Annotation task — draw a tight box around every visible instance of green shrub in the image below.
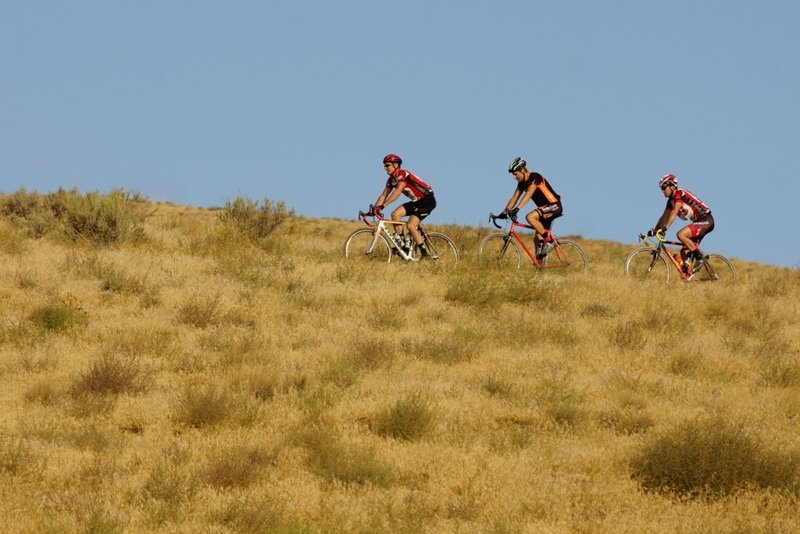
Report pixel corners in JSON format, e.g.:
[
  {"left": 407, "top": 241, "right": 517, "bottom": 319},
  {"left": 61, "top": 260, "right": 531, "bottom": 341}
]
[
  {"left": 374, "top": 396, "right": 434, "bottom": 441},
  {"left": 202, "top": 444, "right": 276, "bottom": 489},
  {"left": 2, "top": 187, "right": 146, "bottom": 245},
  {"left": 0, "top": 188, "right": 56, "bottom": 238},
  {"left": 630, "top": 417, "right": 800, "bottom": 498},
  {"left": 219, "top": 196, "right": 294, "bottom": 242},
  {"left": 177, "top": 294, "right": 222, "bottom": 328},
  {"left": 295, "top": 425, "right": 395, "bottom": 487},
  {"left": 172, "top": 383, "right": 232, "bottom": 428},
  {"left": 49, "top": 187, "right": 146, "bottom": 245},
  {"left": 29, "top": 301, "right": 87, "bottom": 333},
  {"left": 72, "top": 354, "right": 148, "bottom": 396},
  {"left": 143, "top": 442, "right": 196, "bottom": 504}
]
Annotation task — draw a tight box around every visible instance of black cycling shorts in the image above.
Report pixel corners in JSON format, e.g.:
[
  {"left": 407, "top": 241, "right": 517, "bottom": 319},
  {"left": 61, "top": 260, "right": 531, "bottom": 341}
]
[
  {"left": 533, "top": 203, "right": 563, "bottom": 230},
  {"left": 402, "top": 194, "right": 436, "bottom": 221}
]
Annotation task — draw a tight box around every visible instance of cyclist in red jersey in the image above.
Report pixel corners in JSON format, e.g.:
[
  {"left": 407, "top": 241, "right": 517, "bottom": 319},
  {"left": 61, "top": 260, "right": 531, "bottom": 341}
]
[
  {"left": 372, "top": 154, "right": 437, "bottom": 258},
  {"left": 497, "top": 157, "right": 563, "bottom": 259},
  {"left": 648, "top": 174, "right": 715, "bottom": 273}
]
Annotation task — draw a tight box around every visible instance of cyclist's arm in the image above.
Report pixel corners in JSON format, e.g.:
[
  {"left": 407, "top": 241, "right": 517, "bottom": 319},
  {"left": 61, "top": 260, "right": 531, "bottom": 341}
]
[
  {"left": 374, "top": 185, "right": 393, "bottom": 210},
  {"left": 659, "top": 201, "right": 682, "bottom": 232},
  {"left": 513, "top": 183, "right": 537, "bottom": 212},
  {"left": 504, "top": 188, "right": 523, "bottom": 211},
  {"left": 381, "top": 182, "right": 407, "bottom": 208}
]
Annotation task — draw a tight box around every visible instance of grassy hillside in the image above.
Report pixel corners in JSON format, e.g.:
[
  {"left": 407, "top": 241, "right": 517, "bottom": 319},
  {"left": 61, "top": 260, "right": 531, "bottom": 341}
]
[{"left": 0, "top": 191, "right": 798, "bottom": 532}]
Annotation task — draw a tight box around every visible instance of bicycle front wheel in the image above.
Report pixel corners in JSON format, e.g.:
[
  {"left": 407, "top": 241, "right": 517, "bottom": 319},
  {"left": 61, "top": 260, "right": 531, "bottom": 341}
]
[
  {"left": 343, "top": 228, "right": 392, "bottom": 263},
  {"left": 625, "top": 248, "right": 669, "bottom": 281},
  {"left": 694, "top": 254, "right": 736, "bottom": 282},
  {"left": 479, "top": 233, "right": 522, "bottom": 269},
  {"left": 424, "top": 232, "right": 459, "bottom": 266},
  {"left": 542, "top": 240, "right": 589, "bottom": 272}
]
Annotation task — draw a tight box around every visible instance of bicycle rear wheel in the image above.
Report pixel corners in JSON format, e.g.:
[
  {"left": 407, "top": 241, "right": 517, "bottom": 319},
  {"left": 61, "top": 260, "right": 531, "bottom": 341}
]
[
  {"left": 343, "top": 228, "right": 392, "bottom": 263},
  {"left": 541, "top": 240, "right": 589, "bottom": 272},
  {"left": 478, "top": 232, "right": 522, "bottom": 269},
  {"left": 694, "top": 254, "right": 736, "bottom": 282},
  {"left": 423, "top": 232, "right": 459, "bottom": 265},
  {"left": 625, "top": 248, "right": 669, "bottom": 281}
]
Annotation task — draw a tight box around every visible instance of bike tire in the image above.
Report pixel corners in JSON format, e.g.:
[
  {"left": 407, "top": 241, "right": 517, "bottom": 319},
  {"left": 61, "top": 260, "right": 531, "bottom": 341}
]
[
  {"left": 343, "top": 228, "right": 392, "bottom": 263},
  {"left": 478, "top": 232, "right": 522, "bottom": 269},
  {"left": 542, "top": 240, "right": 589, "bottom": 272},
  {"left": 625, "top": 248, "right": 669, "bottom": 281},
  {"left": 694, "top": 254, "right": 736, "bottom": 282},
  {"left": 424, "top": 232, "right": 459, "bottom": 265}
]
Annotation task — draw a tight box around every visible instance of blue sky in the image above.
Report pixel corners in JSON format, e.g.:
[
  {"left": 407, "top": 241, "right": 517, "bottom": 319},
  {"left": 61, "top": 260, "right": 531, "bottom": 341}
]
[{"left": 1, "top": 1, "right": 797, "bottom": 267}]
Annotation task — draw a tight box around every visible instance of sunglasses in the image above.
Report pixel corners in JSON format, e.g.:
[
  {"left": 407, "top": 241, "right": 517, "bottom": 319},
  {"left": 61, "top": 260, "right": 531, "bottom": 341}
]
[{"left": 384, "top": 163, "right": 394, "bottom": 168}]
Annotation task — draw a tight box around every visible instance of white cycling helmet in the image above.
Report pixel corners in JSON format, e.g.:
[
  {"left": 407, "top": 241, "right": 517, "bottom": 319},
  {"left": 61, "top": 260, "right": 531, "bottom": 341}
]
[{"left": 508, "top": 157, "right": 526, "bottom": 173}]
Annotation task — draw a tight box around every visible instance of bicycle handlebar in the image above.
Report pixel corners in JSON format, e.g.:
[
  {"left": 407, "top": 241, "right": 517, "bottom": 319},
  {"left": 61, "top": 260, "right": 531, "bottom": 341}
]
[
  {"left": 488, "top": 211, "right": 517, "bottom": 229},
  {"left": 638, "top": 230, "right": 667, "bottom": 248}
]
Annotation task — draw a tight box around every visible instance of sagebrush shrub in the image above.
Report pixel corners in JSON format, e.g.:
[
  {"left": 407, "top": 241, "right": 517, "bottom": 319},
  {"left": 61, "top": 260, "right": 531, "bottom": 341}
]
[
  {"left": 172, "top": 383, "right": 231, "bottom": 428},
  {"left": 630, "top": 417, "right": 800, "bottom": 498},
  {"left": 2, "top": 187, "right": 145, "bottom": 244},
  {"left": 202, "top": 444, "right": 275, "bottom": 489},
  {"left": 50, "top": 187, "right": 146, "bottom": 245},
  {"left": 29, "top": 301, "right": 87, "bottom": 333},
  {"left": 374, "top": 396, "right": 434, "bottom": 441},
  {"left": 177, "top": 294, "right": 222, "bottom": 328},
  {"left": 295, "top": 425, "right": 395, "bottom": 487},
  {"left": 72, "top": 354, "right": 148, "bottom": 395},
  {"left": 219, "top": 196, "right": 294, "bottom": 242}
]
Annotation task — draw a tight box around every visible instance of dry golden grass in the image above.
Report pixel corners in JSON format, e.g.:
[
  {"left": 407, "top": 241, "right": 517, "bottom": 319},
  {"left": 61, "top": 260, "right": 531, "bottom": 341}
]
[{"left": 0, "top": 196, "right": 798, "bottom": 532}]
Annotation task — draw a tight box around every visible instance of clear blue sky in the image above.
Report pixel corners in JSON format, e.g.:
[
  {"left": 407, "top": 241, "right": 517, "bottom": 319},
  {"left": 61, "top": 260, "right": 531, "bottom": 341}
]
[{"left": 2, "top": 1, "right": 797, "bottom": 267}]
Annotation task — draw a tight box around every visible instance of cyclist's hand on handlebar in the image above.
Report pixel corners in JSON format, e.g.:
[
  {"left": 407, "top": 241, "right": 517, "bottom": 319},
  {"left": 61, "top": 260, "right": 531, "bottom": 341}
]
[
  {"left": 496, "top": 209, "right": 508, "bottom": 220},
  {"left": 646, "top": 228, "right": 657, "bottom": 237},
  {"left": 509, "top": 207, "right": 519, "bottom": 221}
]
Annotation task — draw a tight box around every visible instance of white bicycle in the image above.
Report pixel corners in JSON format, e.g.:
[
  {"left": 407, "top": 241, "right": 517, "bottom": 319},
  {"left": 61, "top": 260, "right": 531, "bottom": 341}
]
[{"left": 343, "top": 206, "right": 459, "bottom": 265}]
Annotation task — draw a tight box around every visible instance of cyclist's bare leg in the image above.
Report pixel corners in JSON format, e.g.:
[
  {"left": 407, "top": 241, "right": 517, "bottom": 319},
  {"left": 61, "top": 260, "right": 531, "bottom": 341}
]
[
  {"left": 406, "top": 214, "right": 423, "bottom": 245},
  {"left": 676, "top": 226, "right": 698, "bottom": 261},
  {"left": 391, "top": 205, "right": 407, "bottom": 239},
  {"left": 526, "top": 210, "right": 547, "bottom": 250}
]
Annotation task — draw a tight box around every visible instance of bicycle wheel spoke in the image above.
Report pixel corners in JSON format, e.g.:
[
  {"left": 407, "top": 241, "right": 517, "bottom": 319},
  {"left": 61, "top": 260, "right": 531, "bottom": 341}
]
[
  {"left": 479, "top": 233, "right": 522, "bottom": 269},
  {"left": 343, "top": 228, "right": 392, "bottom": 263},
  {"left": 694, "top": 254, "right": 736, "bottom": 282},
  {"left": 542, "top": 240, "right": 589, "bottom": 272},
  {"left": 424, "top": 232, "right": 459, "bottom": 265},
  {"left": 625, "top": 248, "right": 669, "bottom": 281}
]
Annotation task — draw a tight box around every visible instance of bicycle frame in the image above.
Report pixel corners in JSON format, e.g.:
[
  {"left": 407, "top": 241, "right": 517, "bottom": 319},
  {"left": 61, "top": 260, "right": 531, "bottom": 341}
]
[
  {"left": 490, "top": 215, "right": 569, "bottom": 269},
  {"left": 357, "top": 211, "right": 426, "bottom": 261},
  {"left": 638, "top": 233, "right": 699, "bottom": 281}
]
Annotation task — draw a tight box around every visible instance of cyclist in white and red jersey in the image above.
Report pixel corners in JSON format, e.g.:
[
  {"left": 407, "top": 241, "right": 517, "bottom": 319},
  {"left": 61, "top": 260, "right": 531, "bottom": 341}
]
[
  {"left": 648, "top": 173, "right": 714, "bottom": 273},
  {"left": 498, "top": 157, "right": 563, "bottom": 259},
  {"left": 372, "top": 154, "right": 437, "bottom": 258}
]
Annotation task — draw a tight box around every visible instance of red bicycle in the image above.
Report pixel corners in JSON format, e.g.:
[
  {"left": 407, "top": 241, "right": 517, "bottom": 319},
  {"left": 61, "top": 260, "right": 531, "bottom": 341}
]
[
  {"left": 624, "top": 230, "right": 736, "bottom": 282},
  {"left": 478, "top": 212, "right": 588, "bottom": 272}
]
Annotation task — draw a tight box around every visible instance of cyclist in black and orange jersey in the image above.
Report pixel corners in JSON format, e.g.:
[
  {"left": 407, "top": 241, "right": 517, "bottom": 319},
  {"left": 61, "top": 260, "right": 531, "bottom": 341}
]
[
  {"left": 497, "top": 157, "right": 563, "bottom": 259},
  {"left": 648, "top": 173, "right": 714, "bottom": 274},
  {"left": 372, "top": 154, "right": 437, "bottom": 258}
]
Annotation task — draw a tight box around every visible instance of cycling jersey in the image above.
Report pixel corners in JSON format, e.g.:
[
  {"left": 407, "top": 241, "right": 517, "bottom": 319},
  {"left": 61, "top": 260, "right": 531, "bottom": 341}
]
[
  {"left": 668, "top": 189, "right": 711, "bottom": 221},
  {"left": 516, "top": 172, "right": 561, "bottom": 207},
  {"left": 386, "top": 169, "right": 434, "bottom": 201}
]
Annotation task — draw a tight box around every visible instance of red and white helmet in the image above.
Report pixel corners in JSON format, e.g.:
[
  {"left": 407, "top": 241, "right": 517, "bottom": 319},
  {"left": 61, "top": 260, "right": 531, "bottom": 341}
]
[
  {"left": 659, "top": 174, "right": 677, "bottom": 189},
  {"left": 382, "top": 154, "right": 402, "bottom": 165}
]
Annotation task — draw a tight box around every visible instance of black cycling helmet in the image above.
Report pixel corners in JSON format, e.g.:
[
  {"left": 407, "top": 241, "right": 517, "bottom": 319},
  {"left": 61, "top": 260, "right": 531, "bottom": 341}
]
[{"left": 508, "top": 157, "right": 526, "bottom": 173}]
